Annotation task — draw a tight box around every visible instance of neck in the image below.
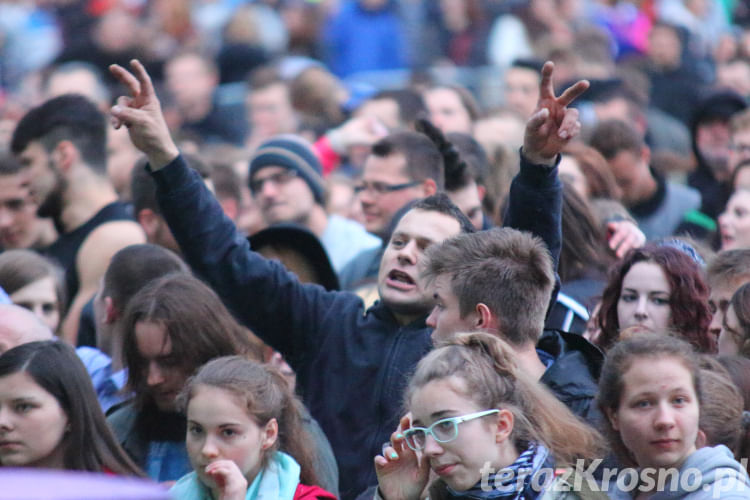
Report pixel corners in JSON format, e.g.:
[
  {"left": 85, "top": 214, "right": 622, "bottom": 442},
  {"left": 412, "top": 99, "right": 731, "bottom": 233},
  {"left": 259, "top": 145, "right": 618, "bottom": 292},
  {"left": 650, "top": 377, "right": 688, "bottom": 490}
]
[
  {"left": 305, "top": 205, "right": 329, "bottom": 237},
  {"left": 633, "top": 174, "right": 658, "bottom": 206},
  {"left": 514, "top": 342, "right": 547, "bottom": 381},
  {"left": 61, "top": 170, "right": 117, "bottom": 233}
]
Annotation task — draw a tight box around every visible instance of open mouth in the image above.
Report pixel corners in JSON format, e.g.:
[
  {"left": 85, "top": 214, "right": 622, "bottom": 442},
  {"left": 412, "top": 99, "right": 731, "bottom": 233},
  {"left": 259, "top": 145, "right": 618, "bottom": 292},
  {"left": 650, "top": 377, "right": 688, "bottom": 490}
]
[{"left": 386, "top": 269, "right": 416, "bottom": 290}]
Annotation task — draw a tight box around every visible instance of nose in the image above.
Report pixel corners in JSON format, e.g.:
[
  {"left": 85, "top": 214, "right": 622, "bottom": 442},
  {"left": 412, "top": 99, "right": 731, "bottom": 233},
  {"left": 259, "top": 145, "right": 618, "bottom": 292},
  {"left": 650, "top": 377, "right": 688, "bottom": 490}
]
[
  {"left": 709, "top": 309, "right": 723, "bottom": 339},
  {"left": 634, "top": 297, "right": 648, "bottom": 321},
  {"left": 146, "top": 362, "right": 165, "bottom": 387},
  {"left": 0, "top": 407, "right": 12, "bottom": 431},
  {"left": 426, "top": 306, "right": 438, "bottom": 328},
  {"left": 397, "top": 240, "right": 418, "bottom": 265},
  {"left": 422, "top": 433, "right": 444, "bottom": 457},
  {"left": 201, "top": 436, "right": 220, "bottom": 459},
  {"left": 653, "top": 402, "right": 676, "bottom": 430},
  {"left": 0, "top": 209, "right": 13, "bottom": 229},
  {"left": 259, "top": 179, "right": 280, "bottom": 200}
]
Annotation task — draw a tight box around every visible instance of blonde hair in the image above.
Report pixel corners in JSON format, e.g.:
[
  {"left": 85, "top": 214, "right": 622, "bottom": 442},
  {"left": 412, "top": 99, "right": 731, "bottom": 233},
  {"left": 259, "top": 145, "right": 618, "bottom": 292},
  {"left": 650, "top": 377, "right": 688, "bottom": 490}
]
[{"left": 406, "top": 332, "right": 605, "bottom": 466}]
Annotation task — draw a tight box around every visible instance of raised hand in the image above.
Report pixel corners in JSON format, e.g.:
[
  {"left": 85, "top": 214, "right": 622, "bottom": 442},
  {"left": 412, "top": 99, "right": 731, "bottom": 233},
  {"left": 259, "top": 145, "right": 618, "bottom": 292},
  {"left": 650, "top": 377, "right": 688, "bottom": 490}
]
[
  {"left": 606, "top": 219, "right": 646, "bottom": 258},
  {"left": 375, "top": 415, "right": 430, "bottom": 500},
  {"left": 109, "top": 59, "right": 179, "bottom": 170},
  {"left": 204, "top": 459, "right": 248, "bottom": 500},
  {"left": 522, "top": 62, "right": 589, "bottom": 165}
]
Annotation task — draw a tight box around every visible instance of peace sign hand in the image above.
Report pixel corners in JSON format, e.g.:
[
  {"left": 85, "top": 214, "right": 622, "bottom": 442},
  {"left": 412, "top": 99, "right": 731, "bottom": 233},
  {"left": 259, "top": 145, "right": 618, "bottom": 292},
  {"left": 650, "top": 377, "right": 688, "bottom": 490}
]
[
  {"left": 522, "top": 61, "right": 589, "bottom": 165},
  {"left": 109, "top": 59, "right": 179, "bottom": 170}
]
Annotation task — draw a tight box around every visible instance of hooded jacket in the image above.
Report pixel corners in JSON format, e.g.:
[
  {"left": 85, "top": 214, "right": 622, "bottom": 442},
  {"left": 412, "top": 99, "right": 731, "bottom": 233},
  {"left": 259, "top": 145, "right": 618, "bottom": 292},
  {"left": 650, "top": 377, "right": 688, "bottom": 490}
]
[
  {"left": 608, "top": 445, "right": 750, "bottom": 499},
  {"left": 149, "top": 153, "right": 561, "bottom": 499}
]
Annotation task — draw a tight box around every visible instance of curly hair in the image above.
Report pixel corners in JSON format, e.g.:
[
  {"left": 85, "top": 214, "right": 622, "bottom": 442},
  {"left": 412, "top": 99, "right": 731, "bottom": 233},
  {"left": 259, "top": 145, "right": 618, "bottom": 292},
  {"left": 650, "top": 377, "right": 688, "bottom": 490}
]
[{"left": 597, "top": 244, "right": 714, "bottom": 353}]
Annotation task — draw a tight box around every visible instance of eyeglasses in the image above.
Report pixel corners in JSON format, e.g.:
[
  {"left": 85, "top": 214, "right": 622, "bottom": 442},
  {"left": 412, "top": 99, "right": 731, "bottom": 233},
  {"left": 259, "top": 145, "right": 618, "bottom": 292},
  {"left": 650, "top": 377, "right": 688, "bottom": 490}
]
[
  {"left": 402, "top": 409, "right": 499, "bottom": 451},
  {"left": 249, "top": 169, "right": 298, "bottom": 194},
  {"left": 353, "top": 180, "right": 421, "bottom": 196}
]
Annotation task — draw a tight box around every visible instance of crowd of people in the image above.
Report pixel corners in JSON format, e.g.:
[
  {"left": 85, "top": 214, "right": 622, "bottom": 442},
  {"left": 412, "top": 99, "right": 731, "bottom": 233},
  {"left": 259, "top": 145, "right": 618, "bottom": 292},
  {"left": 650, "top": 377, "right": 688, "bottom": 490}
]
[{"left": 2, "top": 1, "right": 750, "bottom": 500}]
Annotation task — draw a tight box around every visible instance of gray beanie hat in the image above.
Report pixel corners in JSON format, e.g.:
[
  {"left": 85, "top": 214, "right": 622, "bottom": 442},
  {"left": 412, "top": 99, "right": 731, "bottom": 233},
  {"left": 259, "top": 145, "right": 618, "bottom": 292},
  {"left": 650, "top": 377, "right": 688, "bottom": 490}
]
[{"left": 248, "top": 135, "right": 325, "bottom": 204}]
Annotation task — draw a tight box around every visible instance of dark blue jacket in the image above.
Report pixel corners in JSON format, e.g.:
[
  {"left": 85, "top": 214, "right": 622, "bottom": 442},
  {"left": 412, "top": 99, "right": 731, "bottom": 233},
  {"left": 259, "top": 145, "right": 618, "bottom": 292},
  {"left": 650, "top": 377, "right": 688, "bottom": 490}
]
[{"left": 150, "top": 154, "right": 562, "bottom": 499}]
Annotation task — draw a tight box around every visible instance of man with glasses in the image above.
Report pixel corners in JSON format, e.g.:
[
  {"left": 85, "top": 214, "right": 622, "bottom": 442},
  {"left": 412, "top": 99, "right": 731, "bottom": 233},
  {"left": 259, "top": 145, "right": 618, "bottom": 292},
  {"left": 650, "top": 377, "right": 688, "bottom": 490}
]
[
  {"left": 110, "top": 59, "right": 585, "bottom": 499},
  {"left": 248, "top": 135, "right": 380, "bottom": 272},
  {"left": 339, "top": 131, "right": 444, "bottom": 290}
]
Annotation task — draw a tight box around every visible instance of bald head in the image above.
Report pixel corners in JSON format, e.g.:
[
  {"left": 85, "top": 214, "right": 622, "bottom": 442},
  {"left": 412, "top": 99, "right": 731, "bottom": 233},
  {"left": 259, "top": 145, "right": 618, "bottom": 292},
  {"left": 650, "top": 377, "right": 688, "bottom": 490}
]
[{"left": 0, "top": 304, "right": 53, "bottom": 354}]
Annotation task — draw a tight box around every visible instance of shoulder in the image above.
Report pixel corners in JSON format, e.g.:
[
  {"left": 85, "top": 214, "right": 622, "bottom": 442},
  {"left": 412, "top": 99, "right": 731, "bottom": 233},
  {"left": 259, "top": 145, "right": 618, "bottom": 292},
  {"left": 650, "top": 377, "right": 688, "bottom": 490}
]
[{"left": 665, "top": 182, "right": 702, "bottom": 206}]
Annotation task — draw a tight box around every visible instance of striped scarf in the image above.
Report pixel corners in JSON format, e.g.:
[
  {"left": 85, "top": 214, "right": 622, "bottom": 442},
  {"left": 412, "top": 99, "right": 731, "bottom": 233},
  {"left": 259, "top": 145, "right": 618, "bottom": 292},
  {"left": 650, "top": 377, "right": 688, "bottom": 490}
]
[{"left": 444, "top": 443, "right": 553, "bottom": 500}]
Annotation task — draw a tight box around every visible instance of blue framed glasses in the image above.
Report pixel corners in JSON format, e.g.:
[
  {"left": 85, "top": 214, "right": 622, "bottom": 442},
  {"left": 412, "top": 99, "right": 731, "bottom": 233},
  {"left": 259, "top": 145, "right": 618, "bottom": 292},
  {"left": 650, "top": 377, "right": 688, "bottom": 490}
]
[{"left": 402, "top": 409, "right": 500, "bottom": 451}]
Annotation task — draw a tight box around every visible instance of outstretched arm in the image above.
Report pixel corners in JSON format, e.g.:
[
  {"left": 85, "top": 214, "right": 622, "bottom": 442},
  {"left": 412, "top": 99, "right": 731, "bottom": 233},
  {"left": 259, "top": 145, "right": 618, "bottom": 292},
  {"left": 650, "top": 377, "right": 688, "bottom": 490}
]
[
  {"left": 504, "top": 62, "right": 589, "bottom": 265},
  {"left": 504, "top": 63, "right": 588, "bottom": 317},
  {"left": 107, "top": 60, "right": 350, "bottom": 366}
]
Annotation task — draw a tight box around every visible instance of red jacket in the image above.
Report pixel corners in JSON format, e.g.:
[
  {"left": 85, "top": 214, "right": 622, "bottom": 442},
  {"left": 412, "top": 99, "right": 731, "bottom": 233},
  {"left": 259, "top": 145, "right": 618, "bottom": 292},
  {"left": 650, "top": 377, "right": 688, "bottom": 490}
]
[{"left": 295, "top": 483, "right": 337, "bottom": 500}]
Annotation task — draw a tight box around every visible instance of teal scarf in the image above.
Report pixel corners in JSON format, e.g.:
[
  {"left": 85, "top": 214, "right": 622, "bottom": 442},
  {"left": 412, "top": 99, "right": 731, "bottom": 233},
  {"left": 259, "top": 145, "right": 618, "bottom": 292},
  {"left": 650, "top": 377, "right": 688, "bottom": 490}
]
[{"left": 170, "top": 451, "right": 301, "bottom": 500}]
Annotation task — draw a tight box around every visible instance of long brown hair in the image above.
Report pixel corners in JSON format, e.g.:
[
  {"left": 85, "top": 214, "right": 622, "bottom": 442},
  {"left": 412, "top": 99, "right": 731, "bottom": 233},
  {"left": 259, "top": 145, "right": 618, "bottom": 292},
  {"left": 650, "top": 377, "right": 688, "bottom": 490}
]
[
  {"left": 406, "top": 332, "right": 605, "bottom": 466},
  {"left": 0, "top": 341, "right": 143, "bottom": 476},
  {"left": 121, "top": 274, "right": 263, "bottom": 409},
  {"left": 177, "top": 356, "right": 319, "bottom": 486}
]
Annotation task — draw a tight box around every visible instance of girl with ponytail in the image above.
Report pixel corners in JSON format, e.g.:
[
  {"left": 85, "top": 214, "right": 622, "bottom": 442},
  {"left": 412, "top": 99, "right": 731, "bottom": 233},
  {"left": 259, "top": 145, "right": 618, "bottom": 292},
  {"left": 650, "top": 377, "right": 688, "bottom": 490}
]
[
  {"left": 375, "top": 332, "right": 605, "bottom": 500},
  {"left": 170, "top": 356, "right": 336, "bottom": 500}
]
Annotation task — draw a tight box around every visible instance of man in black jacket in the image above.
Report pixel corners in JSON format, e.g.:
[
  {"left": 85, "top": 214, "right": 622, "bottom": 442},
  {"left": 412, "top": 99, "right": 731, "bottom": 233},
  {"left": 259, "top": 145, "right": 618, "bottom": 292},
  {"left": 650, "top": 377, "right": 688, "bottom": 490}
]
[{"left": 109, "top": 59, "right": 586, "bottom": 499}]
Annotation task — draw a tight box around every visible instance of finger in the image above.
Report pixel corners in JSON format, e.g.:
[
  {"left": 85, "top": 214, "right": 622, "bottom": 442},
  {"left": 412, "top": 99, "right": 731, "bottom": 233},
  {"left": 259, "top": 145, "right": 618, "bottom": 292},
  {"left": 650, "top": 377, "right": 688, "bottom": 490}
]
[
  {"left": 527, "top": 107, "right": 550, "bottom": 131},
  {"left": 557, "top": 80, "right": 590, "bottom": 107},
  {"left": 110, "top": 115, "right": 123, "bottom": 130},
  {"left": 558, "top": 108, "right": 580, "bottom": 139},
  {"left": 382, "top": 445, "right": 399, "bottom": 461},
  {"left": 116, "top": 95, "right": 134, "bottom": 108},
  {"left": 129, "top": 59, "right": 156, "bottom": 100},
  {"left": 538, "top": 61, "right": 555, "bottom": 100},
  {"left": 110, "top": 105, "right": 144, "bottom": 127},
  {"left": 109, "top": 64, "right": 141, "bottom": 97}
]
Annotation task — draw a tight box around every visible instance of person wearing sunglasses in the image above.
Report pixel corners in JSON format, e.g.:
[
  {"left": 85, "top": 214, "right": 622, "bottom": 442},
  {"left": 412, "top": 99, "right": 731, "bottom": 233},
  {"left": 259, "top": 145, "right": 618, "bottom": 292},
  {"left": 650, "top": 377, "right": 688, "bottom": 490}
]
[{"left": 376, "top": 332, "right": 606, "bottom": 500}]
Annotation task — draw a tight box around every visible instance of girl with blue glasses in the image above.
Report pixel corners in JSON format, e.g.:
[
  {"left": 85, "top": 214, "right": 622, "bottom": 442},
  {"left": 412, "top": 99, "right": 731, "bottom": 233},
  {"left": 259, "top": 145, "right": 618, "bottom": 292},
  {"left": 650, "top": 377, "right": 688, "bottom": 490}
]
[{"left": 375, "top": 332, "right": 605, "bottom": 500}]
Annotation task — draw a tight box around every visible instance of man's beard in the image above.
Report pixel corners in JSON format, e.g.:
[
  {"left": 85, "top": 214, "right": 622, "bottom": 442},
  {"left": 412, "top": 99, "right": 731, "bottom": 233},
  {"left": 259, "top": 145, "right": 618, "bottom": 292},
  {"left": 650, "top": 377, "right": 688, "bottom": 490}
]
[{"left": 36, "top": 169, "right": 66, "bottom": 226}]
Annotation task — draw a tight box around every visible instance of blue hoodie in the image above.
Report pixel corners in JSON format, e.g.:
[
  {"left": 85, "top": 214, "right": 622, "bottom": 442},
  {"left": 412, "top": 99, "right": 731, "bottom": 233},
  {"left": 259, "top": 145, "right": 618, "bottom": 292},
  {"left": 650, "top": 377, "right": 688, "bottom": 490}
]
[{"left": 608, "top": 446, "right": 750, "bottom": 499}]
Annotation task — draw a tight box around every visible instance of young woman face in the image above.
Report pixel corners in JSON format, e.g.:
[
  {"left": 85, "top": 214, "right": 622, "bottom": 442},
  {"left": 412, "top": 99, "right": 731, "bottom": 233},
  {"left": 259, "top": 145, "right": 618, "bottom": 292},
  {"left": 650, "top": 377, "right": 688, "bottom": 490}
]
[
  {"left": 9, "top": 276, "right": 60, "bottom": 332},
  {"left": 617, "top": 261, "right": 672, "bottom": 334},
  {"left": 409, "top": 376, "right": 514, "bottom": 491},
  {"left": 0, "top": 371, "right": 68, "bottom": 468},
  {"left": 719, "top": 190, "right": 750, "bottom": 250},
  {"left": 186, "top": 385, "right": 276, "bottom": 492},
  {"left": 609, "top": 357, "right": 698, "bottom": 470}
]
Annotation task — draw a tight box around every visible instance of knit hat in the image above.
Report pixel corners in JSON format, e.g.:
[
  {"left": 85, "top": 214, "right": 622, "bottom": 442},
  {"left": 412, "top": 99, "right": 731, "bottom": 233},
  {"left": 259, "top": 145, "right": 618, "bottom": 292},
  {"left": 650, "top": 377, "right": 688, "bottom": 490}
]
[{"left": 248, "top": 135, "right": 325, "bottom": 204}]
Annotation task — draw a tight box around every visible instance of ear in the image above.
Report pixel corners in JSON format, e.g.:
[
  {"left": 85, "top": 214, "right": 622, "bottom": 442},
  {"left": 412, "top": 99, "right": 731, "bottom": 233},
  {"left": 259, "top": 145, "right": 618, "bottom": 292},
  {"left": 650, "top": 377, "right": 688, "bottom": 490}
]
[
  {"left": 421, "top": 178, "right": 438, "bottom": 197},
  {"left": 475, "top": 303, "right": 499, "bottom": 332},
  {"left": 136, "top": 209, "right": 159, "bottom": 241},
  {"left": 640, "top": 145, "right": 651, "bottom": 166},
  {"left": 261, "top": 418, "right": 279, "bottom": 450},
  {"left": 606, "top": 408, "right": 619, "bottom": 432},
  {"left": 52, "top": 140, "right": 79, "bottom": 174},
  {"left": 476, "top": 184, "right": 486, "bottom": 202},
  {"left": 494, "top": 409, "right": 514, "bottom": 443},
  {"left": 103, "top": 296, "right": 118, "bottom": 324},
  {"left": 695, "top": 429, "right": 707, "bottom": 449}
]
